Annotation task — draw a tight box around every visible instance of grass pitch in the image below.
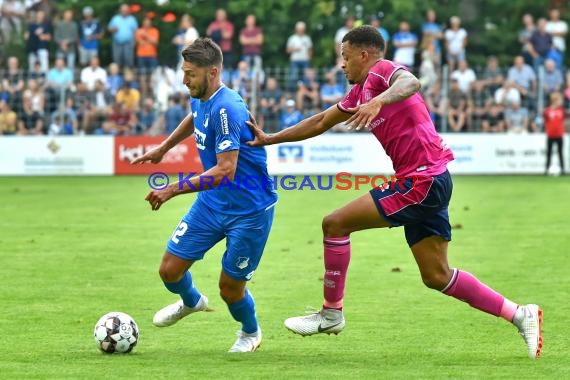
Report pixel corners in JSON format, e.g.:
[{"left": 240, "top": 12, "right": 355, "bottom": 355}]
[{"left": 1, "top": 175, "right": 569, "bottom": 379}]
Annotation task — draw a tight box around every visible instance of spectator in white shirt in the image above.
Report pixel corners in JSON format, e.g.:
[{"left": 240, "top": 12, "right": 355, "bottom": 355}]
[{"left": 80, "top": 56, "right": 107, "bottom": 91}]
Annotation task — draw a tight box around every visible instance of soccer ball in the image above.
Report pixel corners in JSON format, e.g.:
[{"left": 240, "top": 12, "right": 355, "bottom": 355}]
[{"left": 93, "top": 312, "right": 139, "bottom": 354}]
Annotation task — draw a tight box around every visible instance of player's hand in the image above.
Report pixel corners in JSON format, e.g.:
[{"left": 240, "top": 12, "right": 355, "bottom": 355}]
[
  {"left": 131, "top": 146, "right": 166, "bottom": 165},
  {"left": 346, "top": 98, "right": 383, "bottom": 131},
  {"left": 245, "top": 111, "right": 269, "bottom": 146},
  {"left": 145, "top": 188, "right": 174, "bottom": 211}
]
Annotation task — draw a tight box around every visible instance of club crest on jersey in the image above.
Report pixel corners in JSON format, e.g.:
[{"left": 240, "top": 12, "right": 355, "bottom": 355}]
[
  {"left": 363, "top": 90, "right": 373, "bottom": 102},
  {"left": 236, "top": 257, "right": 249, "bottom": 269}
]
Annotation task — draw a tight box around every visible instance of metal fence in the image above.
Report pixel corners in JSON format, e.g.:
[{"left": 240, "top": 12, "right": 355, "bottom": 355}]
[{"left": 0, "top": 63, "right": 559, "bottom": 136}]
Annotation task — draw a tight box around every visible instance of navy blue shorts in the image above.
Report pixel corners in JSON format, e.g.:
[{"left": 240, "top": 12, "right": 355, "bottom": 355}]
[
  {"left": 369, "top": 170, "right": 453, "bottom": 247},
  {"left": 166, "top": 198, "right": 275, "bottom": 281}
]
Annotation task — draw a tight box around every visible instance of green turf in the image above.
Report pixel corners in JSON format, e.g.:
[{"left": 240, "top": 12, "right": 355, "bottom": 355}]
[{"left": 1, "top": 175, "right": 569, "bottom": 379}]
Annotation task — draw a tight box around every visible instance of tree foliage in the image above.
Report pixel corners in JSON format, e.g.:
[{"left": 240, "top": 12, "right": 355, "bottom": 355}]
[{"left": 7, "top": 0, "right": 569, "bottom": 70}]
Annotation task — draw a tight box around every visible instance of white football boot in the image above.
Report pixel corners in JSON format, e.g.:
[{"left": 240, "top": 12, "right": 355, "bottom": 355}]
[
  {"left": 228, "top": 327, "right": 262, "bottom": 352},
  {"left": 153, "top": 295, "right": 209, "bottom": 327},
  {"left": 512, "top": 304, "right": 543, "bottom": 359},
  {"left": 284, "top": 308, "right": 345, "bottom": 336}
]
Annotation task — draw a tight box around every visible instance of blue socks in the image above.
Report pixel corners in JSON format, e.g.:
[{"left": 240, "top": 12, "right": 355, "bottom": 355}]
[
  {"left": 227, "top": 289, "right": 258, "bottom": 334},
  {"left": 163, "top": 271, "right": 202, "bottom": 308}
]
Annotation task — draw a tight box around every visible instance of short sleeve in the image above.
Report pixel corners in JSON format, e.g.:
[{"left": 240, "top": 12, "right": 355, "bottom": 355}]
[
  {"left": 212, "top": 106, "right": 241, "bottom": 154},
  {"left": 338, "top": 85, "right": 359, "bottom": 113}
]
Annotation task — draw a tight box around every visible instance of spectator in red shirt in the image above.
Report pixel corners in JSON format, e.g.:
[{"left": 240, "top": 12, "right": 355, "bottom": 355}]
[
  {"left": 239, "top": 14, "right": 263, "bottom": 69},
  {"left": 543, "top": 92, "right": 565, "bottom": 175},
  {"left": 207, "top": 8, "right": 235, "bottom": 69}
]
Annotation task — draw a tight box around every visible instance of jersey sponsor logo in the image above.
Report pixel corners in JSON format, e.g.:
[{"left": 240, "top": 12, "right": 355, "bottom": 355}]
[
  {"left": 217, "top": 140, "right": 232, "bottom": 151},
  {"left": 219, "top": 108, "right": 229, "bottom": 135},
  {"left": 368, "top": 117, "right": 385, "bottom": 131},
  {"left": 194, "top": 128, "right": 206, "bottom": 150},
  {"left": 278, "top": 145, "right": 303, "bottom": 163},
  {"left": 236, "top": 257, "right": 249, "bottom": 269}
]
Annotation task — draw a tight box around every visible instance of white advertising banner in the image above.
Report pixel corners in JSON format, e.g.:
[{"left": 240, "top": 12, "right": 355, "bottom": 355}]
[
  {"left": 266, "top": 133, "right": 568, "bottom": 175},
  {"left": 0, "top": 136, "right": 114, "bottom": 175}
]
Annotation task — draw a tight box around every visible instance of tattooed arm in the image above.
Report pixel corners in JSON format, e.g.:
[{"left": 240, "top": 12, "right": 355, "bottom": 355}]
[
  {"left": 346, "top": 69, "right": 421, "bottom": 130},
  {"left": 376, "top": 69, "right": 421, "bottom": 105}
]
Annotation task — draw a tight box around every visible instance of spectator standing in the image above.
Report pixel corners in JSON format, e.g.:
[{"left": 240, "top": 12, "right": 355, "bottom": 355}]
[
  {"left": 28, "top": 0, "right": 58, "bottom": 26},
  {"left": 172, "top": 14, "right": 199, "bottom": 67},
  {"left": 528, "top": 18, "right": 553, "bottom": 72},
  {"left": 370, "top": 14, "right": 390, "bottom": 53},
  {"left": 239, "top": 14, "right": 263, "bottom": 69},
  {"left": 519, "top": 13, "right": 535, "bottom": 66},
  {"left": 421, "top": 9, "right": 443, "bottom": 67},
  {"left": 135, "top": 15, "right": 160, "bottom": 98},
  {"left": 54, "top": 9, "right": 79, "bottom": 69},
  {"left": 392, "top": 21, "right": 417, "bottom": 69},
  {"left": 334, "top": 15, "right": 355, "bottom": 58},
  {"left": 79, "top": 6, "right": 103, "bottom": 67},
  {"left": 444, "top": 16, "right": 467, "bottom": 72},
  {"left": 286, "top": 21, "right": 313, "bottom": 92},
  {"left": 25, "top": 10, "right": 51, "bottom": 73},
  {"left": 543, "top": 92, "right": 565, "bottom": 175},
  {"left": 0, "top": 0, "right": 26, "bottom": 42},
  {"left": 545, "top": 9, "right": 567, "bottom": 55},
  {"left": 108, "top": 4, "right": 138, "bottom": 70},
  {"left": 207, "top": 9, "right": 235, "bottom": 69}
]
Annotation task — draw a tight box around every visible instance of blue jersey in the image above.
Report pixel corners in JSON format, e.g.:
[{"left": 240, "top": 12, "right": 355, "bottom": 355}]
[{"left": 191, "top": 85, "right": 278, "bottom": 215}]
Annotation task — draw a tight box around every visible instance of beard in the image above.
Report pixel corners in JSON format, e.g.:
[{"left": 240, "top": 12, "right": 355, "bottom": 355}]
[{"left": 190, "top": 76, "right": 209, "bottom": 99}]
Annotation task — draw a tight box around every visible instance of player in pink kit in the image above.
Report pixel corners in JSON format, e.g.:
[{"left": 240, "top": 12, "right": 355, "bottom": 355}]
[{"left": 247, "top": 26, "right": 542, "bottom": 359}]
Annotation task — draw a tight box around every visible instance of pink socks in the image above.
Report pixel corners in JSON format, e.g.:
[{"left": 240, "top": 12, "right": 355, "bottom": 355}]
[
  {"left": 443, "top": 268, "right": 518, "bottom": 321},
  {"left": 322, "top": 236, "right": 351, "bottom": 310}
]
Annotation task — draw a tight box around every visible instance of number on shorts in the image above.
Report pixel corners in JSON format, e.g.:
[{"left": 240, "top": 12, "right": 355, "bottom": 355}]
[{"left": 171, "top": 221, "right": 188, "bottom": 244}]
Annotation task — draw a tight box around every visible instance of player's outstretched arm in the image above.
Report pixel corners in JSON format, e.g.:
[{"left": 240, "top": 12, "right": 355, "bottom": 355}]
[
  {"left": 247, "top": 105, "right": 350, "bottom": 146},
  {"left": 145, "top": 150, "right": 238, "bottom": 211},
  {"left": 346, "top": 69, "right": 421, "bottom": 131},
  {"left": 131, "top": 113, "right": 195, "bottom": 164}
]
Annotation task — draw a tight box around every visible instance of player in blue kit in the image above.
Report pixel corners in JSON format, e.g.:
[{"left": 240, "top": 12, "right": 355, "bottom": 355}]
[{"left": 132, "top": 38, "right": 277, "bottom": 352}]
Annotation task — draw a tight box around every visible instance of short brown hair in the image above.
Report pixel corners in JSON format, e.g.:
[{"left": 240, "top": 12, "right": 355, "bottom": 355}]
[{"left": 181, "top": 37, "right": 223, "bottom": 68}]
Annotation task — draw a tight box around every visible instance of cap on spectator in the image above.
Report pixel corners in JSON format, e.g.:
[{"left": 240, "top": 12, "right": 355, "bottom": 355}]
[
  {"left": 285, "top": 99, "right": 296, "bottom": 107},
  {"left": 83, "top": 6, "right": 94, "bottom": 16}
]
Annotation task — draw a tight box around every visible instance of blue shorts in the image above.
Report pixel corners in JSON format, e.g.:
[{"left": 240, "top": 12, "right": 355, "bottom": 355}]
[
  {"left": 166, "top": 199, "right": 275, "bottom": 281},
  {"left": 369, "top": 170, "right": 453, "bottom": 247}
]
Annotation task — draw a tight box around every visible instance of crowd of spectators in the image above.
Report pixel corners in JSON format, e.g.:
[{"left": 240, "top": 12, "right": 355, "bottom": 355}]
[{"left": 0, "top": 1, "right": 568, "bottom": 136}]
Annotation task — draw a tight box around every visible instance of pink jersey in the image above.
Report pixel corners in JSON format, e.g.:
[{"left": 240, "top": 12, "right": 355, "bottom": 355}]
[{"left": 338, "top": 59, "right": 454, "bottom": 177}]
